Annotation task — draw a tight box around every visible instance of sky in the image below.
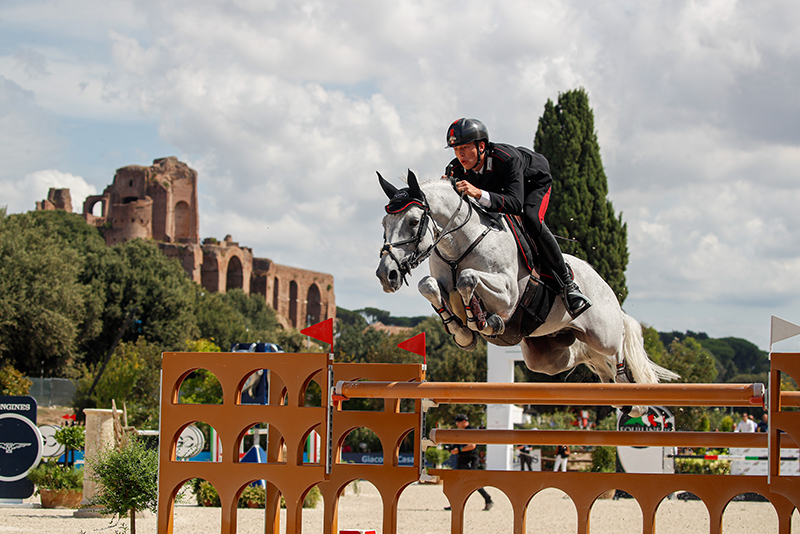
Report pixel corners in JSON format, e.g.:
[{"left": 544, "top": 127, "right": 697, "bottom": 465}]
[{"left": 2, "top": 0, "right": 799, "bottom": 352}]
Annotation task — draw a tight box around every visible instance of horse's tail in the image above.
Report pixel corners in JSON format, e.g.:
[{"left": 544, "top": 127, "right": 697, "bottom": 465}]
[{"left": 621, "top": 313, "right": 681, "bottom": 383}]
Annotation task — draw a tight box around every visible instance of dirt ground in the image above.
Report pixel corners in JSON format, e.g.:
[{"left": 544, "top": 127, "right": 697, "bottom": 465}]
[{"left": 2, "top": 480, "right": 798, "bottom": 534}]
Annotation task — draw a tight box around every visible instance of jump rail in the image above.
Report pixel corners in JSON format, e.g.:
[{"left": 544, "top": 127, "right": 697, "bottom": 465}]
[
  {"left": 429, "top": 429, "right": 799, "bottom": 449},
  {"left": 335, "top": 380, "right": 766, "bottom": 407}
]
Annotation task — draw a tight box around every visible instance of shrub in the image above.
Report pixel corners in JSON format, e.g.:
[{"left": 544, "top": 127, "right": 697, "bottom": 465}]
[
  {"left": 88, "top": 438, "right": 158, "bottom": 534},
  {"left": 425, "top": 446, "right": 451, "bottom": 468},
  {"left": 27, "top": 460, "right": 83, "bottom": 492},
  {"left": 0, "top": 361, "right": 31, "bottom": 395},
  {"left": 719, "top": 416, "right": 734, "bottom": 433},
  {"left": 196, "top": 482, "right": 321, "bottom": 509},
  {"left": 590, "top": 446, "right": 616, "bottom": 473},
  {"left": 675, "top": 458, "right": 730, "bottom": 475},
  {"left": 55, "top": 425, "right": 85, "bottom": 467}
]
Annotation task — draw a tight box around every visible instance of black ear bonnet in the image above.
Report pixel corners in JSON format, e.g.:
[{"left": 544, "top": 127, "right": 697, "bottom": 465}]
[{"left": 377, "top": 171, "right": 427, "bottom": 214}]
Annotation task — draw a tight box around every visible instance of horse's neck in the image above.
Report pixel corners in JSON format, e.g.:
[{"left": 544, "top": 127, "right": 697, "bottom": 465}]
[{"left": 424, "top": 184, "right": 488, "bottom": 256}]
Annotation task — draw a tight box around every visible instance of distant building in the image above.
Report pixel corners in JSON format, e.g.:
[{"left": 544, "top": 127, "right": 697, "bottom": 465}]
[
  {"left": 36, "top": 188, "right": 72, "bottom": 212},
  {"left": 37, "top": 157, "right": 334, "bottom": 328}
]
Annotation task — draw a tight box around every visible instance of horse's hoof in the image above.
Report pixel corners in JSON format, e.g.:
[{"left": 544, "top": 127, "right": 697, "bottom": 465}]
[
  {"left": 487, "top": 314, "right": 505, "bottom": 335},
  {"left": 454, "top": 332, "right": 478, "bottom": 352}
]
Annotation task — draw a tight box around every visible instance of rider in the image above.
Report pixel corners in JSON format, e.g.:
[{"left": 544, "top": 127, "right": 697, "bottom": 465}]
[{"left": 444, "top": 118, "right": 592, "bottom": 319}]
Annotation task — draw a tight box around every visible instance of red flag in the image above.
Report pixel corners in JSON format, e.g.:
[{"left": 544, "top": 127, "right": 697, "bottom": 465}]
[
  {"left": 301, "top": 318, "right": 334, "bottom": 347},
  {"left": 397, "top": 332, "right": 426, "bottom": 362}
]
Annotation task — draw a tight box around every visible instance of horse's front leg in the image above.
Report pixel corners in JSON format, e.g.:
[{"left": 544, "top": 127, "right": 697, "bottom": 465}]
[
  {"left": 455, "top": 269, "right": 516, "bottom": 336},
  {"left": 418, "top": 276, "right": 477, "bottom": 350}
]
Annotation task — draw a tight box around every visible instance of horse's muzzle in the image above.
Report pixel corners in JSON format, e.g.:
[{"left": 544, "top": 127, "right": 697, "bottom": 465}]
[{"left": 376, "top": 259, "right": 402, "bottom": 293}]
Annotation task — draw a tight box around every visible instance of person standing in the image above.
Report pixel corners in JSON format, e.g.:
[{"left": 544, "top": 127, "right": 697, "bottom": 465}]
[
  {"left": 553, "top": 445, "right": 570, "bottom": 472},
  {"left": 735, "top": 412, "right": 757, "bottom": 432},
  {"left": 757, "top": 413, "right": 769, "bottom": 433},
  {"left": 445, "top": 414, "right": 494, "bottom": 511},
  {"left": 516, "top": 444, "right": 534, "bottom": 471}
]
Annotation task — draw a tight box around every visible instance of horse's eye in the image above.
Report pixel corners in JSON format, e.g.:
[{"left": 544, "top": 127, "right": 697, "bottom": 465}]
[{"left": 410, "top": 219, "right": 419, "bottom": 228}]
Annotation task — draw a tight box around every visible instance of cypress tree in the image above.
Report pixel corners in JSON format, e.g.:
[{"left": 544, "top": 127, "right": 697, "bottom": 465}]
[{"left": 534, "top": 88, "right": 629, "bottom": 303}]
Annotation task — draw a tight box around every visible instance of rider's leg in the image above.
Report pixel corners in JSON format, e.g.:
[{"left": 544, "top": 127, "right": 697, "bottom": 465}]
[
  {"left": 536, "top": 224, "right": 592, "bottom": 319},
  {"left": 521, "top": 187, "right": 592, "bottom": 319}
]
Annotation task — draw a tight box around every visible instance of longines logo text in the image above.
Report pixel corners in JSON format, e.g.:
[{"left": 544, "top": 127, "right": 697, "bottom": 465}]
[{"left": 0, "top": 403, "right": 32, "bottom": 411}]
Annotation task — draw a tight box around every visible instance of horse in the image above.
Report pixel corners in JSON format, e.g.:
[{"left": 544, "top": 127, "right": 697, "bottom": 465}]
[{"left": 375, "top": 171, "right": 678, "bottom": 415}]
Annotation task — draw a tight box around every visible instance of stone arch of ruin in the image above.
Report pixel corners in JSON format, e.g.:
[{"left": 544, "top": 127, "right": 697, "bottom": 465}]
[{"left": 53, "top": 156, "right": 337, "bottom": 328}]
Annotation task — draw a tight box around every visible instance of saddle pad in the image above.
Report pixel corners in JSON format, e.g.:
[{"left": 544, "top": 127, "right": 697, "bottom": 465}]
[{"left": 503, "top": 214, "right": 537, "bottom": 274}]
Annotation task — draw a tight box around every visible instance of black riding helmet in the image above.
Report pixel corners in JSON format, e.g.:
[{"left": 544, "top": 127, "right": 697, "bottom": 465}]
[{"left": 446, "top": 118, "right": 489, "bottom": 149}]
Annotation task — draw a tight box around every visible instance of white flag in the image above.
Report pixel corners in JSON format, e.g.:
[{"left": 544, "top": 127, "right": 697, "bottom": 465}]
[{"left": 770, "top": 316, "right": 800, "bottom": 350}]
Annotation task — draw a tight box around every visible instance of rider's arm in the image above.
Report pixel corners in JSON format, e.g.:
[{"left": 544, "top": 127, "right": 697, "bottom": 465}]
[
  {"left": 450, "top": 443, "right": 477, "bottom": 454},
  {"left": 483, "top": 147, "right": 524, "bottom": 214},
  {"left": 454, "top": 180, "right": 491, "bottom": 208}
]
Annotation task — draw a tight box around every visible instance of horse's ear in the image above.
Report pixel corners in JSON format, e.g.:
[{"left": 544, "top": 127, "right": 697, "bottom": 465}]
[
  {"left": 407, "top": 170, "right": 421, "bottom": 198},
  {"left": 377, "top": 172, "right": 399, "bottom": 199}
]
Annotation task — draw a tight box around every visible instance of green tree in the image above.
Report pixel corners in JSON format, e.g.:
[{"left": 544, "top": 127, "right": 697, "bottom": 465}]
[
  {"left": 642, "top": 325, "right": 667, "bottom": 366},
  {"left": 719, "top": 337, "right": 769, "bottom": 375},
  {"left": 196, "top": 289, "right": 283, "bottom": 351},
  {"left": 0, "top": 361, "right": 32, "bottom": 395},
  {"left": 89, "top": 437, "right": 158, "bottom": 534},
  {"left": 0, "top": 210, "right": 96, "bottom": 375},
  {"left": 661, "top": 337, "right": 718, "bottom": 430},
  {"left": 534, "top": 88, "right": 629, "bottom": 303},
  {"left": 74, "top": 339, "right": 163, "bottom": 428},
  {"left": 81, "top": 238, "right": 199, "bottom": 365}
]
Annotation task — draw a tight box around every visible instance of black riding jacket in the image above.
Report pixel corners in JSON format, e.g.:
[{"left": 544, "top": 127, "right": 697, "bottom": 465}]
[{"left": 446, "top": 142, "right": 552, "bottom": 215}]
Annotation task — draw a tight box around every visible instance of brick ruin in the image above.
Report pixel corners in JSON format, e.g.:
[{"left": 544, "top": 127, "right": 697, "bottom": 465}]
[
  {"left": 36, "top": 188, "right": 72, "bottom": 212},
  {"left": 37, "top": 157, "right": 335, "bottom": 329}
]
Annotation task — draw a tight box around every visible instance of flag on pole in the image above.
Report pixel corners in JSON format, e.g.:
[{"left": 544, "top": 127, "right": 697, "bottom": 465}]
[
  {"left": 397, "top": 333, "right": 426, "bottom": 364},
  {"left": 770, "top": 316, "right": 800, "bottom": 352},
  {"left": 301, "top": 318, "right": 334, "bottom": 348}
]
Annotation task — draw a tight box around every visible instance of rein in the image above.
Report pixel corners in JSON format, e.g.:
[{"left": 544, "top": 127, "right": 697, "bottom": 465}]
[{"left": 380, "top": 186, "right": 486, "bottom": 286}]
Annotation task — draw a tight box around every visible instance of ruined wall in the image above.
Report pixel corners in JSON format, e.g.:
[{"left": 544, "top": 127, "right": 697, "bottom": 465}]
[
  {"left": 198, "top": 235, "right": 253, "bottom": 295},
  {"left": 251, "top": 259, "right": 335, "bottom": 329},
  {"left": 77, "top": 156, "right": 335, "bottom": 326},
  {"left": 36, "top": 188, "right": 73, "bottom": 212},
  {"left": 158, "top": 243, "right": 204, "bottom": 284},
  {"left": 82, "top": 157, "right": 199, "bottom": 247}
]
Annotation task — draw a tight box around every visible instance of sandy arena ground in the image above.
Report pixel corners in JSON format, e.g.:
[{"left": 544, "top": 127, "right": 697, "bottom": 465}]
[{"left": 1, "top": 482, "right": 798, "bottom": 534}]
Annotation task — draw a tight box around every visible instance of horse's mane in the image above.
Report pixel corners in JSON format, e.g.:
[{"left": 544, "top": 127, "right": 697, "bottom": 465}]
[{"left": 417, "top": 177, "right": 458, "bottom": 196}]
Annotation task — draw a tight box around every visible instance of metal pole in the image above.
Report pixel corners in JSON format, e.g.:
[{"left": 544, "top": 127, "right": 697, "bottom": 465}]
[
  {"left": 429, "top": 429, "right": 797, "bottom": 449},
  {"left": 335, "top": 381, "right": 765, "bottom": 407}
]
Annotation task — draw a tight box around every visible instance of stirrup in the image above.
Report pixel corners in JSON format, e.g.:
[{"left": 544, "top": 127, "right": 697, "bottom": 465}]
[{"left": 563, "top": 285, "right": 592, "bottom": 319}]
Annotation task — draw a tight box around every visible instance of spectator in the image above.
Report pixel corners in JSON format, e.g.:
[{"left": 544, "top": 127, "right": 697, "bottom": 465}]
[
  {"left": 516, "top": 444, "right": 534, "bottom": 471},
  {"left": 757, "top": 413, "right": 769, "bottom": 433},
  {"left": 444, "top": 414, "right": 494, "bottom": 511},
  {"left": 735, "top": 412, "right": 757, "bottom": 432},
  {"left": 554, "top": 445, "right": 570, "bottom": 472}
]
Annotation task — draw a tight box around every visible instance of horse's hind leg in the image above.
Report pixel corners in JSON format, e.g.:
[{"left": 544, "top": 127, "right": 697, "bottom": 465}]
[{"left": 418, "top": 276, "right": 477, "bottom": 350}]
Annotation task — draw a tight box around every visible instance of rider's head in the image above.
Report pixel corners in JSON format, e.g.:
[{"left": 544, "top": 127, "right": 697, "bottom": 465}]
[{"left": 446, "top": 118, "right": 489, "bottom": 172}]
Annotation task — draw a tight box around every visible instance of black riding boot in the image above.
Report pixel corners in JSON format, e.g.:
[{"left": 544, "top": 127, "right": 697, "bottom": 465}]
[{"left": 536, "top": 224, "right": 592, "bottom": 319}]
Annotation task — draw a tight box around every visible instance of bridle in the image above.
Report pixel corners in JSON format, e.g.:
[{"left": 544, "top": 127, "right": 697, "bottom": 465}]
[{"left": 380, "top": 181, "right": 489, "bottom": 287}]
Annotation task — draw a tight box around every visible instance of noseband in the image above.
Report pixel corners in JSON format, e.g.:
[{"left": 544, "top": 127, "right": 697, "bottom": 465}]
[{"left": 380, "top": 197, "right": 432, "bottom": 286}]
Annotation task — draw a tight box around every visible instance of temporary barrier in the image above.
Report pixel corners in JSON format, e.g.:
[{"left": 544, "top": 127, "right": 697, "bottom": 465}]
[{"left": 157, "top": 349, "right": 800, "bottom": 534}]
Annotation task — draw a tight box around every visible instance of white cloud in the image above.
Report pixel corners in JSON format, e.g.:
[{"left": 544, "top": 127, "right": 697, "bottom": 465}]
[
  {"left": 1, "top": 170, "right": 97, "bottom": 213},
  {"left": 2, "top": 0, "right": 800, "bottom": 349}
]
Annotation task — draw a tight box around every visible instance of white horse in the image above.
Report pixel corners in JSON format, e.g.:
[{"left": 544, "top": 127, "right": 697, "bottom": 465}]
[{"left": 376, "top": 171, "right": 678, "bottom": 415}]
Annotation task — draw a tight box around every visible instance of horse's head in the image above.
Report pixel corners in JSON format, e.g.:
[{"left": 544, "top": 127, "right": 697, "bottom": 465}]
[{"left": 376, "top": 170, "right": 433, "bottom": 292}]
